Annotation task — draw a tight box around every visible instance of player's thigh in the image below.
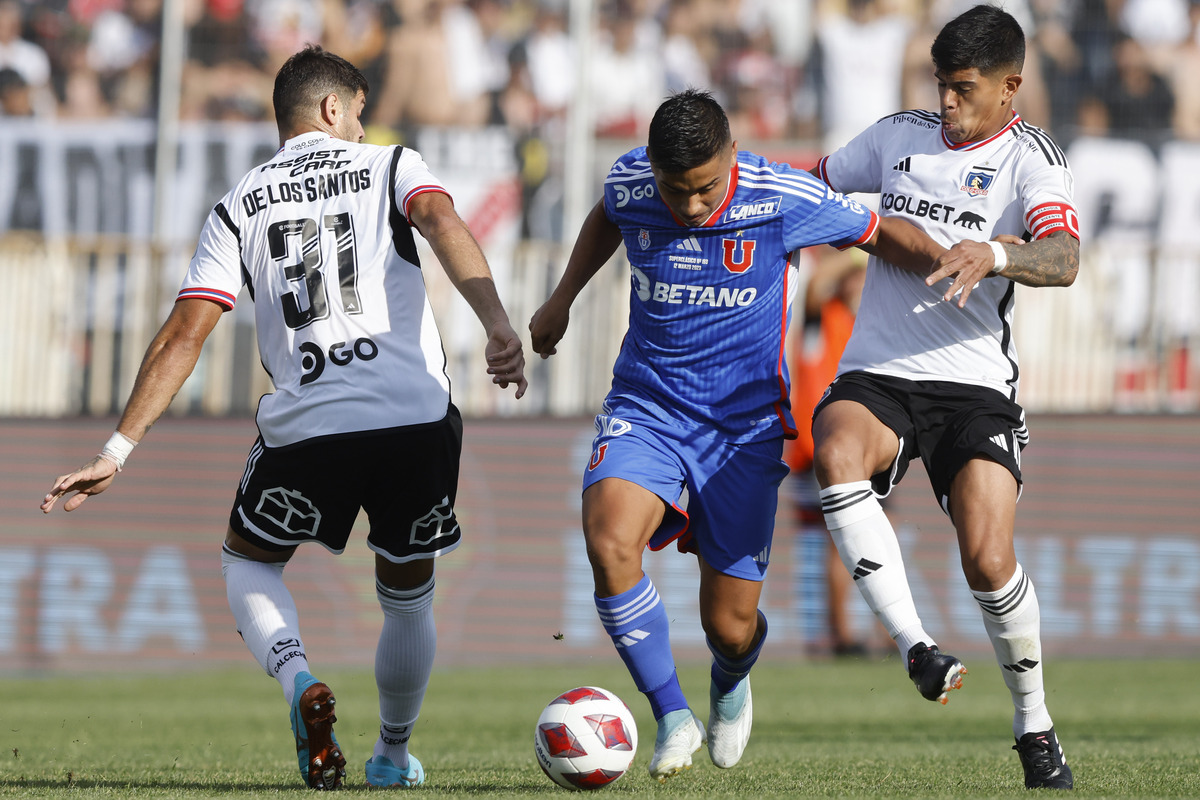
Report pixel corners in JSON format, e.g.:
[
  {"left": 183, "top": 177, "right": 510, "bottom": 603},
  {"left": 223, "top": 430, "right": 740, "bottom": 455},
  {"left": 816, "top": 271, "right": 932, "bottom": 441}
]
[
  {"left": 581, "top": 410, "right": 685, "bottom": 557},
  {"left": 919, "top": 385, "right": 1027, "bottom": 510},
  {"left": 362, "top": 410, "right": 464, "bottom": 566},
  {"left": 812, "top": 373, "right": 911, "bottom": 492},
  {"left": 229, "top": 437, "right": 362, "bottom": 554},
  {"left": 683, "top": 436, "right": 789, "bottom": 582},
  {"left": 582, "top": 478, "right": 667, "bottom": 555}
]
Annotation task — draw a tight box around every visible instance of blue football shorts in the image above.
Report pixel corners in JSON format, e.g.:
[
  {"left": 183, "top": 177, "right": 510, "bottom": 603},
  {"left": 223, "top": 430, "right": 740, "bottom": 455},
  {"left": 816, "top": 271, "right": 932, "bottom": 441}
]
[{"left": 582, "top": 399, "right": 789, "bottom": 581}]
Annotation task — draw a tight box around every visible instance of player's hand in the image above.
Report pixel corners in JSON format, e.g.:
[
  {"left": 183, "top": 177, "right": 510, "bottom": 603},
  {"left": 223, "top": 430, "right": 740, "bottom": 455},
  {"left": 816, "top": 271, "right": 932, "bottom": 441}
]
[
  {"left": 529, "top": 298, "right": 569, "bottom": 359},
  {"left": 926, "top": 236, "right": 1024, "bottom": 308},
  {"left": 485, "top": 321, "right": 528, "bottom": 399},
  {"left": 40, "top": 456, "right": 119, "bottom": 513}
]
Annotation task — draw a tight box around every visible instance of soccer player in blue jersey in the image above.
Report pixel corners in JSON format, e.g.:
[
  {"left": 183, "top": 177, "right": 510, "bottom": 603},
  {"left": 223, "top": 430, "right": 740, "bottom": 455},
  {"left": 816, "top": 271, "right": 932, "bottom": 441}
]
[{"left": 529, "top": 89, "right": 943, "bottom": 780}]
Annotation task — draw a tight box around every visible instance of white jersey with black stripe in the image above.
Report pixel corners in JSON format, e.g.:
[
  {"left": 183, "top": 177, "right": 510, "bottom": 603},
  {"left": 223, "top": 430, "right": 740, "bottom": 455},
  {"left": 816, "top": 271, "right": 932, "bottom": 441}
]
[
  {"left": 179, "top": 131, "right": 453, "bottom": 447},
  {"left": 816, "top": 110, "right": 1079, "bottom": 400}
]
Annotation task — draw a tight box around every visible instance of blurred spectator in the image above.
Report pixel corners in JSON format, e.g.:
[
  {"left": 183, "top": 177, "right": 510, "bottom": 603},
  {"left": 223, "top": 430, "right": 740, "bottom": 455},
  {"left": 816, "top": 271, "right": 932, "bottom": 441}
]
[
  {"left": 0, "top": 64, "right": 32, "bottom": 115},
  {"left": 589, "top": 2, "right": 665, "bottom": 137},
  {"left": 1030, "top": 0, "right": 1085, "bottom": 137},
  {"left": 470, "top": 0, "right": 518, "bottom": 103},
  {"left": 0, "top": 0, "right": 55, "bottom": 115},
  {"left": 247, "top": 0, "right": 323, "bottom": 70},
  {"left": 722, "top": 24, "right": 792, "bottom": 140},
  {"left": 1168, "top": 3, "right": 1200, "bottom": 141},
  {"left": 1097, "top": 34, "right": 1175, "bottom": 144},
  {"left": 1072, "top": 92, "right": 1110, "bottom": 137},
  {"left": 56, "top": 23, "right": 112, "bottom": 118},
  {"left": 522, "top": 0, "right": 574, "bottom": 127},
  {"left": 183, "top": 0, "right": 273, "bottom": 121},
  {"left": 372, "top": 0, "right": 492, "bottom": 131},
  {"left": 86, "top": 0, "right": 160, "bottom": 116},
  {"left": 662, "top": 0, "right": 713, "bottom": 93},
  {"left": 812, "top": 0, "right": 912, "bottom": 152},
  {"left": 786, "top": 251, "right": 890, "bottom": 657},
  {"left": 1119, "top": 0, "right": 1190, "bottom": 69},
  {"left": 493, "top": 36, "right": 538, "bottom": 131},
  {"left": 740, "top": 0, "right": 813, "bottom": 75},
  {"left": 321, "top": 0, "right": 389, "bottom": 98}
]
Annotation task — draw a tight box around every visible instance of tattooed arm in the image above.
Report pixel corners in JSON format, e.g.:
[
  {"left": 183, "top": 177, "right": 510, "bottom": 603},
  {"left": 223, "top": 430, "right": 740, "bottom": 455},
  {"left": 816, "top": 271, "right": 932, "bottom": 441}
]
[
  {"left": 925, "top": 230, "right": 1079, "bottom": 308},
  {"left": 990, "top": 231, "right": 1079, "bottom": 287}
]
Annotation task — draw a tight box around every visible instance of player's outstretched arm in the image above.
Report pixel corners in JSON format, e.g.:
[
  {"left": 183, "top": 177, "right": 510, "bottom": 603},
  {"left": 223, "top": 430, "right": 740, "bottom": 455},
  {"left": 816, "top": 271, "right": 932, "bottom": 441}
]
[
  {"left": 860, "top": 216, "right": 947, "bottom": 276},
  {"left": 529, "top": 200, "right": 622, "bottom": 359},
  {"left": 927, "top": 230, "right": 1078, "bottom": 307},
  {"left": 408, "top": 190, "right": 527, "bottom": 399},
  {"left": 41, "top": 298, "right": 223, "bottom": 513}
]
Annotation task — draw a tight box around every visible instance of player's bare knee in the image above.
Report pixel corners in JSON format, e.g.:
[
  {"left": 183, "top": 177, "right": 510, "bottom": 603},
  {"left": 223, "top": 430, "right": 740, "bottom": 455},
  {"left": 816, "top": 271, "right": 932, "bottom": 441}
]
[
  {"left": 700, "top": 609, "right": 759, "bottom": 657},
  {"left": 812, "top": 434, "right": 870, "bottom": 486},
  {"left": 961, "top": 552, "right": 1014, "bottom": 592},
  {"left": 584, "top": 536, "right": 643, "bottom": 595}
]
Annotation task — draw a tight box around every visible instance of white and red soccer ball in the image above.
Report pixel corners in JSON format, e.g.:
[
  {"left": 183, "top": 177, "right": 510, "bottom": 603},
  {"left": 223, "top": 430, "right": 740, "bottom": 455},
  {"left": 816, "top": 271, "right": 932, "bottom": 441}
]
[{"left": 534, "top": 686, "right": 638, "bottom": 790}]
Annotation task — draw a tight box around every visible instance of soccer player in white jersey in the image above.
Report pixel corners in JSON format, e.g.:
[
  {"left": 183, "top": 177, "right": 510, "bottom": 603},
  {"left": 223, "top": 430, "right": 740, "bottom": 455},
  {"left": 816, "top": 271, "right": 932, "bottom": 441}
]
[
  {"left": 530, "top": 89, "right": 942, "bottom": 781},
  {"left": 40, "top": 46, "right": 527, "bottom": 790},
  {"left": 809, "top": 5, "right": 1078, "bottom": 790}
]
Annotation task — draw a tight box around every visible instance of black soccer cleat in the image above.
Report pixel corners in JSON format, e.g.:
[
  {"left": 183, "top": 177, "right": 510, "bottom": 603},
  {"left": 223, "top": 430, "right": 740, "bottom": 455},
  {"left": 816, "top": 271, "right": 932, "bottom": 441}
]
[
  {"left": 906, "top": 642, "right": 967, "bottom": 704},
  {"left": 1013, "top": 728, "right": 1073, "bottom": 790}
]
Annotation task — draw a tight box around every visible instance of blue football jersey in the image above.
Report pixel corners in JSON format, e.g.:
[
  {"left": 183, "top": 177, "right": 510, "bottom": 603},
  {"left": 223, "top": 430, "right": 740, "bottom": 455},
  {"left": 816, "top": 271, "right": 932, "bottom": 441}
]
[{"left": 603, "top": 147, "right": 879, "bottom": 443}]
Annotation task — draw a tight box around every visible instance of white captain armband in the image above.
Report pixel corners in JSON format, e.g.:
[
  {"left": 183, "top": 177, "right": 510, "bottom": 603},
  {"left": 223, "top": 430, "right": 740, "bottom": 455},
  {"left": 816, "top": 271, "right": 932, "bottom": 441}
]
[
  {"left": 99, "top": 431, "right": 138, "bottom": 471},
  {"left": 987, "top": 240, "right": 1008, "bottom": 274}
]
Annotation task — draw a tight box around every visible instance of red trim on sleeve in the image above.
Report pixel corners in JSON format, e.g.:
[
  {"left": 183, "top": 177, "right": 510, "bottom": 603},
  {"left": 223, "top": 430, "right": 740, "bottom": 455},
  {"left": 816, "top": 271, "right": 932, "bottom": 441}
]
[
  {"left": 176, "top": 287, "right": 236, "bottom": 310},
  {"left": 816, "top": 156, "right": 831, "bottom": 186},
  {"left": 774, "top": 250, "right": 799, "bottom": 440},
  {"left": 834, "top": 209, "right": 880, "bottom": 251},
  {"left": 1025, "top": 202, "right": 1080, "bottom": 241},
  {"left": 402, "top": 186, "right": 452, "bottom": 219}
]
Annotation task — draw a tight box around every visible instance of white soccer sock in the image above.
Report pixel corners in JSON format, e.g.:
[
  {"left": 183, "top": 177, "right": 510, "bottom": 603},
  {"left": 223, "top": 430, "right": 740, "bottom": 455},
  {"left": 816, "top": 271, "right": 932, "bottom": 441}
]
[
  {"left": 374, "top": 575, "right": 437, "bottom": 765},
  {"left": 971, "top": 564, "right": 1054, "bottom": 737},
  {"left": 222, "top": 546, "right": 310, "bottom": 705},
  {"left": 821, "top": 482, "right": 932, "bottom": 661}
]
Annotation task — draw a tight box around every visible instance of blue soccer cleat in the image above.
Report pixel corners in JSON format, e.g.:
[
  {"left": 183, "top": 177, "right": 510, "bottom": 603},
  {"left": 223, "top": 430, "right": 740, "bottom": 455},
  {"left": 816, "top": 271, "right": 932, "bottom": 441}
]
[
  {"left": 290, "top": 672, "right": 347, "bottom": 790},
  {"left": 648, "top": 708, "right": 706, "bottom": 782},
  {"left": 365, "top": 754, "right": 425, "bottom": 788},
  {"left": 708, "top": 677, "right": 752, "bottom": 769}
]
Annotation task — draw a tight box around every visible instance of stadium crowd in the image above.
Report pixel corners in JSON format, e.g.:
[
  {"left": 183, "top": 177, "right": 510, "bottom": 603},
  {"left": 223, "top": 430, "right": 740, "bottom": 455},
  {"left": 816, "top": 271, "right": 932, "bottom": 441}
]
[{"left": 1, "top": 0, "right": 1197, "bottom": 146}]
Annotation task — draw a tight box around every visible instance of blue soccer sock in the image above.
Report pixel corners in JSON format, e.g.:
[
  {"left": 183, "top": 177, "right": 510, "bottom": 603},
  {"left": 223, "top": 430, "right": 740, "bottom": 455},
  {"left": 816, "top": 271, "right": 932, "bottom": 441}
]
[
  {"left": 708, "top": 611, "right": 768, "bottom": 694},
  {"left": 594, "top": 574, "right": 688, "bottom": 720}
]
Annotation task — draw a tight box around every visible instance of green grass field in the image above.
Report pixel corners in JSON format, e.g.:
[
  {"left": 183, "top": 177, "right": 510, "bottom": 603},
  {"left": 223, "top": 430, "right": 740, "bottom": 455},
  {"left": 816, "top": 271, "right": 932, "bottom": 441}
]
[{"left": 1, "top": 658, "right": 1196, "bottom": 798}]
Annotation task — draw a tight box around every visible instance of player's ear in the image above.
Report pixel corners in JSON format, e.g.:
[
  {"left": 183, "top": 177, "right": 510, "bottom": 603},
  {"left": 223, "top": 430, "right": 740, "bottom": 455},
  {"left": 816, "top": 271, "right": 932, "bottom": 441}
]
[
  {"left": 1002, "top": 73, "right": 1022, "bottom": 104},
  {"left": 729, "top": 140, "right": 738, "bottom": 165},
  {"left": 319, "top": 93, "right": 340, "bottom": 126}
]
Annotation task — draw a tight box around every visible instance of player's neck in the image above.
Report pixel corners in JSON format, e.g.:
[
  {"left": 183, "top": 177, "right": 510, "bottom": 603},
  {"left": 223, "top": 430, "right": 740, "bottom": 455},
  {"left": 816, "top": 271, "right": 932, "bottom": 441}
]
[{"left": 975, "top": 109, "right": 1018, "bottom": 142}]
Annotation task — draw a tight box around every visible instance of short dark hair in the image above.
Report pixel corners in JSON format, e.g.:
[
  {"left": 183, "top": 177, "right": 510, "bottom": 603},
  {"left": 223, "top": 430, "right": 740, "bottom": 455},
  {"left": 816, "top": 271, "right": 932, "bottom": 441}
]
[
  {"left": 272, "top": 45, "right": 368, "bottom": 133},
  {"left": 930, "top": 4, "right": 1025, "bottom": 77},
  {"left": 0, "top": 66, "right": 26, "bottom": 94},
  {"left": 646, "top": 89, "right": 731, "bottom": 174}
]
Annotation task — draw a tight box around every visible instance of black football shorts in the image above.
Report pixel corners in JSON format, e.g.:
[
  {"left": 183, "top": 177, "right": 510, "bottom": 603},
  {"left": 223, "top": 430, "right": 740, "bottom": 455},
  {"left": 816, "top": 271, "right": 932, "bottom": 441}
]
[
  {"left": 229, "top": 405, "right": 464, "bottom": 562},
  {"left": 815, "top": 371, "right": 1028, "bottom": 511}
]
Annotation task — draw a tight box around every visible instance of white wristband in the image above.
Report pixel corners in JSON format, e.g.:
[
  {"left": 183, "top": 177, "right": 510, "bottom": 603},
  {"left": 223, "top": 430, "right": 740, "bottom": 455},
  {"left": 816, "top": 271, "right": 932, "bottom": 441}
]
[
  {"left": 987, "top": 240, "right": 1008, "bottom": 274},
  {"left": 99, "top": 430, "right": 137, "bottom": 471}
]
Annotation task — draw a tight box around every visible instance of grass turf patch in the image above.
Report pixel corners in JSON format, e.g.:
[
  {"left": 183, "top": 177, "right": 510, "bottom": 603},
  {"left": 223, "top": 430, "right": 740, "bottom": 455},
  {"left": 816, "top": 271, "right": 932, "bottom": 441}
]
[{"left": 1, "top": 658, "right": 1197, "bottom": 798}]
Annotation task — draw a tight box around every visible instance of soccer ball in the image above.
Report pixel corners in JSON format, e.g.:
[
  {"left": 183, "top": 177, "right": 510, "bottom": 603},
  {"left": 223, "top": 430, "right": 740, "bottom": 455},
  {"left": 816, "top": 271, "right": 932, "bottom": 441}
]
[{"left": 534, "top": 686, "right": 638, "bottom": 790}]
